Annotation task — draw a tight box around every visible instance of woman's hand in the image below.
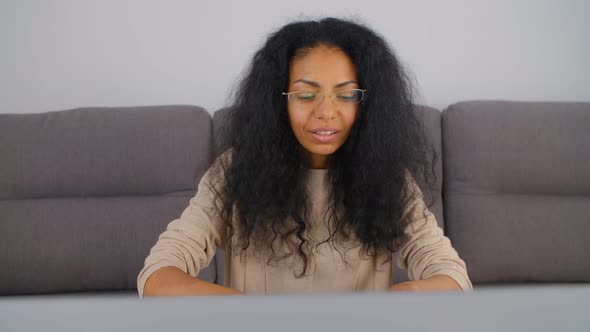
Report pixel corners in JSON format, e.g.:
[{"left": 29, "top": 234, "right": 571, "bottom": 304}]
[
  {"left": 143, "top": 266, "right": 242, "bottom": 296},
  {"left": 389, "top": 275, "right": 463, "bottom": 292}
]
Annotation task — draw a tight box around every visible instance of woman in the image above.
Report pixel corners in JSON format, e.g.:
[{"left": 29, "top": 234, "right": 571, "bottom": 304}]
[{"left": 138, "top": 17, "right": 472, "bottom": 296}]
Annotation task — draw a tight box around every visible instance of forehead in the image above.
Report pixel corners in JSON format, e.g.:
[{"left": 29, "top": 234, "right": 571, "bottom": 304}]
[{"left": 289, "top": 45, "right": 357, "bottom": 84}]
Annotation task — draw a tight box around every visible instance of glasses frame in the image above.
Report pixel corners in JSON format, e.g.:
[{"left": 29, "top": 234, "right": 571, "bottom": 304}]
[{"left": 281, "top": 88, "right": 367, "bottom": 106}]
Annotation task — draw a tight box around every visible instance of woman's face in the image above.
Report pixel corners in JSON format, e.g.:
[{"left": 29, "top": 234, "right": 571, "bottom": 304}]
[{"left": 286, "top": 45, "right": 360, "bottom": 169}]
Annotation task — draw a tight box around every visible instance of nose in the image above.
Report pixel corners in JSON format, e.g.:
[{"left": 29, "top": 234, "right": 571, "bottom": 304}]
[{"left": 313, "top": 94, "right": 336, "bottom": 120}]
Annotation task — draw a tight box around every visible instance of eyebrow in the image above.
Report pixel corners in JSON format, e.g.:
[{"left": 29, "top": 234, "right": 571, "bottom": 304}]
[{"left": 292, "top": 79, "right": 358, "bottom": 88}]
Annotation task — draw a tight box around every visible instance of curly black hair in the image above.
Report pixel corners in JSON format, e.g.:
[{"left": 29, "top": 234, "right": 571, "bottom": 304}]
[{"left": 213, "top": 17, "right": 437, "bottom": 277}]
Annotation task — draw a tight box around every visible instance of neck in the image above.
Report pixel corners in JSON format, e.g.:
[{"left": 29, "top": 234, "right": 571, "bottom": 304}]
[{"left": 307, "top": 154, "right": 328, "bottom": 169}]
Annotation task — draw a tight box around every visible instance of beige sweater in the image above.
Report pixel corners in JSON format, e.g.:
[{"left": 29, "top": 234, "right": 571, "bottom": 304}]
[{"left": 137, "top": 167, "right": 472, "bottom": 296}]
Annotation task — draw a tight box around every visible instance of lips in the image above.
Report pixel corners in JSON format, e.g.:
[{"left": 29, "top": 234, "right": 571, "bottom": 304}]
[{"left": 308, "top": 128, "right": 339, "bottom": 143}]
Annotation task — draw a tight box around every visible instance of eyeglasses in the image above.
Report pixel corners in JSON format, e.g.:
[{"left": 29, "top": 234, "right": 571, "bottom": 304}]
[{"left": 282, "top": 89, "right": 366, "bottom": 108}]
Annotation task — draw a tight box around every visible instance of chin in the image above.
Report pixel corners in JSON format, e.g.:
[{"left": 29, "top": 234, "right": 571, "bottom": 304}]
[{"left": 307, "top": 144, "right": 340, "bottom": 156}]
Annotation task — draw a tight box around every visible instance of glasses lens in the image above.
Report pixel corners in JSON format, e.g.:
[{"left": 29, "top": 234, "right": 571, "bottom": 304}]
[
  {"left": 336, "top": 89, "right": 363, "bottom": 104},
  {"left": 292, "top": 92, "right": 319, "bottom": 104},
  {"left": 285, "top": 90, "right": 364, "bottom": 107}
]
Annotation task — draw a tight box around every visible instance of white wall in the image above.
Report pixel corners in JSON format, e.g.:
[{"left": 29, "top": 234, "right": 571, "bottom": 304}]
[{"left": 1, "top": 0, "right": 589, "bottom": 114}]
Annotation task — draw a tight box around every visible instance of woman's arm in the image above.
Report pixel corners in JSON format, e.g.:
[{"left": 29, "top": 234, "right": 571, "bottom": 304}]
[
  {"left": 137, "top": 155, "right": 232, "bottom": 297},
  {"left": 390, "top": 275, "right": 461, "bottom": 292},
  {"left": 143, "top": 266, "right": 241, "bottom": 296},
  {"left": 393, "top": 172, "right": 473, "bottom": 291}
]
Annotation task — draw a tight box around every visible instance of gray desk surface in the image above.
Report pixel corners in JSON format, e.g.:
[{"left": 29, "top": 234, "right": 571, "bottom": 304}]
[{"left": 1, "top": 285, "right": 589, "bottom": 332}]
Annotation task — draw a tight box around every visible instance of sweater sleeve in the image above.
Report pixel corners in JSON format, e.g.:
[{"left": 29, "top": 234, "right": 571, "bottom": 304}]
[
  {"left": 396, "top": 173, "right": 473, "bottom": 290},
  {"left": 136, "top": 165, "right": 226, "bottom": 297}
]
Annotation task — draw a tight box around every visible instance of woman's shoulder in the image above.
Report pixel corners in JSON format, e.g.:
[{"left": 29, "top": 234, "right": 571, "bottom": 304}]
[
  {"left": 401, "top": 169, "right": 425, "bottom": 205},
  {"left": 198, "top": 148, "right": 234, "bottom": 193},
  {"left": 213, "top": 148, "right": 234, "bottom": 169},
  {"left": 208, "top": 148, "right": 234, "bottom": 174}
]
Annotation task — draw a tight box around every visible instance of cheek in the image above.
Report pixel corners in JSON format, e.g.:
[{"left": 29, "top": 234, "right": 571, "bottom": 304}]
[{"left": 287, "top": 109, "right": 308, "bottom": 133}]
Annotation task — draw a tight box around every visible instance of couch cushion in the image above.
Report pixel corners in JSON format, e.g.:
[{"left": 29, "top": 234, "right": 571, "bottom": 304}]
[
  {"left": 0, "top": 105, "right": 212, "bottom": 199},
  {"left": 0, "top": 106, "right": 216, "bottom": 295},
  {"left": 442, "top": 101, "right": 590, "bottom": 284}
]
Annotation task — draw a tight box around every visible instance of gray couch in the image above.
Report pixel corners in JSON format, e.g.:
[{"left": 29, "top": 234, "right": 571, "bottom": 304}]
[{"left": 1, "top": 101, "right": 588, "bottom": 296}]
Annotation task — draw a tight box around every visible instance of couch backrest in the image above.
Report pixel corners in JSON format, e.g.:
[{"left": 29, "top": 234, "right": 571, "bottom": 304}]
[
  {"left": 442, "top": 101, "right": 590, "bottom": 284},
  {"left": 0, "top": 105, "right": 216, "bottom": 295},
  {"left": 7, "top": 100, "right": 585, "bottom": 294}
]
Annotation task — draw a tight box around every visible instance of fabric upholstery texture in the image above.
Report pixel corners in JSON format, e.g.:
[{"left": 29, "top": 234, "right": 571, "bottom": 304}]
[
  {"left": 0, "top": 105, "right": 212, "bottom": 199},
  {"left": 0, "top": 106, "right": 217, "bottom": 295},
  {"left": 442, "top": 101, "right": 590, "bottom": 284}
]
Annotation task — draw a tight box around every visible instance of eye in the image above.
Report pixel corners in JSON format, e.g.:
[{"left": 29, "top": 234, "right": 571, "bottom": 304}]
[
  {"left": 294, "top": 92, "right": 318, "bottom": 102},
  {"left": 336, "top": 90, "right": 361, "bottom": 102}
]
